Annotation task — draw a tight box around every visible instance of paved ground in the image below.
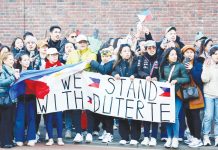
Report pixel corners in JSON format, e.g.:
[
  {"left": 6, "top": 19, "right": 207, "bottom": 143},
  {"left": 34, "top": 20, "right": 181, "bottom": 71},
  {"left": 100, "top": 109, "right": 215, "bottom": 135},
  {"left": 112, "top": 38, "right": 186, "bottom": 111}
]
[{"left": 2, "top": 127, "right": 217, "bottom": 150}]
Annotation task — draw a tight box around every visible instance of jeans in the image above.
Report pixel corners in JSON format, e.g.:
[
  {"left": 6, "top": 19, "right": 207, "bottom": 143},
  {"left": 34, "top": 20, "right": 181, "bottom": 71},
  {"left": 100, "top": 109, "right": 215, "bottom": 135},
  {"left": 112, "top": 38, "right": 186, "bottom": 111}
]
[
  {"left": 202, "top": 97, "right": 218, "bottom": 136},
  {"left": 166, "top": 97, "right": 182, "bottom": 138},
  {"left": 14, "top": 100, "right": 36, "bottom": 142},
  {"left": 46, "top": 111, "right": 63, "bottom": 138},
  {"left": 65, "top": 110, "right": 73, "bottom": 131}
]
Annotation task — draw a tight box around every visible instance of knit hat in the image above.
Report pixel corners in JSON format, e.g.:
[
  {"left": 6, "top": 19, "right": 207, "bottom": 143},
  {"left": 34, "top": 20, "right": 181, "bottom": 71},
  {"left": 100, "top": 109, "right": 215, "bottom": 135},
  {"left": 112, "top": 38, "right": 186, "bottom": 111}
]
[
  {"left": 165, "top": 26, "right": 176, "bottom": 34},
  {"left": 209, "top": 45, "right": 218, "bottom": 56},
  {"left": 181, "top": 45, "right": 196, "bottom": 53}
]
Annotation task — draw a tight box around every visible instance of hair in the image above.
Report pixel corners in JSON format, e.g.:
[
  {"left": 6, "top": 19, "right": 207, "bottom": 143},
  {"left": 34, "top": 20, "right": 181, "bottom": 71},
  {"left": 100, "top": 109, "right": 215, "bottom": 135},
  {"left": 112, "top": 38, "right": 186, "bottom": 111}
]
[
  {"left": 112, "top": 38, "right": 121, "bottom": 49},
  {"left": 64, "top": 29, "right": 77, "bottom": 38},
  {"left": 0, "top": 45, "right": 11, "bottom": 53},
  {"left": 99, "top": 38, "right": 114, "bottom": 51},
  {"left": 14, "top": 53, "right": 30, "bottom": 71},
  {"left": 23, "top": 31, "right": 34, "bottom": 40},
  {"left": 113, "top": 44, "right": 135, "bottom": 69},
  {"left": 199, "top": 38, "right": 213, "bottom": 55},
  {"left": 49, "top": 25, "right": 61, "bottom": 32},
  {"left": 0, "top": 52, "right": 14, "bottom": 68},
  {"left": 11, "top": 37, "right": 24, "bottom": 50},
  {"left": 159, "top": 47, "right": 180, "bottom": 76}
]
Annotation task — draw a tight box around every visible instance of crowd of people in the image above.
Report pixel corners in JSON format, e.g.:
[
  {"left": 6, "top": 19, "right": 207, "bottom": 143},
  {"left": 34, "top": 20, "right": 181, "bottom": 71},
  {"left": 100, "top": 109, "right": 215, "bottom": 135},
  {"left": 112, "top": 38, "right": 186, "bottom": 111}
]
[{"left": 0, "top": 23, "right": 218, "bottom": 149}]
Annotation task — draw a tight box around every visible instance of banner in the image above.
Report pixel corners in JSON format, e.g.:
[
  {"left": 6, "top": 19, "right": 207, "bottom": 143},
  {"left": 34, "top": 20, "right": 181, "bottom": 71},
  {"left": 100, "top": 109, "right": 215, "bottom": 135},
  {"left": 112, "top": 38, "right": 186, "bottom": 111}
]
[{"left": 36, "top": 71, "right": 175, "bottom": 123}]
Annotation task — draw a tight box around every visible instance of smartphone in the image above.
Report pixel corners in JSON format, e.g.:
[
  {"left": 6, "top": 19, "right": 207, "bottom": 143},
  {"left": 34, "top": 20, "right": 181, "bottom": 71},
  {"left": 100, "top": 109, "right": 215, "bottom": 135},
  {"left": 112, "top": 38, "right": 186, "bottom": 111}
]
[
  {"left": 162, "top": 38, "right": 169, "bottom": 44},
  {"left": 183, "top": 57, "right": 191, "bottom": 64}
]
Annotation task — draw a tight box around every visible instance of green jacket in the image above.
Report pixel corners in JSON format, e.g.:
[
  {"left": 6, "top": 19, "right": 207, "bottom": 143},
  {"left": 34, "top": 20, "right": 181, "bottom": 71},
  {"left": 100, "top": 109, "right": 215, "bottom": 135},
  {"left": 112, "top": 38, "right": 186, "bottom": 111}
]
[{"left": 159, "top": 62, "right": 190, "bottom": 92}]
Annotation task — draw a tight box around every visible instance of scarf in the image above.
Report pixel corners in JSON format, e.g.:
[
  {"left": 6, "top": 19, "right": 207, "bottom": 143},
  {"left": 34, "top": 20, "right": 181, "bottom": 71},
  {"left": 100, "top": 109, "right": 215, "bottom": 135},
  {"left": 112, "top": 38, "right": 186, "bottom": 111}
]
[{"left": 45, "top": 60, "right": 62, "bottom": 69}]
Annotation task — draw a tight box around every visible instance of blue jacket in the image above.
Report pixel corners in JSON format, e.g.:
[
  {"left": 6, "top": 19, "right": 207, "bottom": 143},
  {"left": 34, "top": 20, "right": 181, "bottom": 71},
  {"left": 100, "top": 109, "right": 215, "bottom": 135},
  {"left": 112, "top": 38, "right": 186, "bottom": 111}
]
[
  {"left": 0, "top": 65, "right": 16, "bottom": 96},
  {"left": 90, "top": 60, "right": 114, "bottom": 75},
  {"left": 112, "top": 57, "right": 138, "bottom": 77}
]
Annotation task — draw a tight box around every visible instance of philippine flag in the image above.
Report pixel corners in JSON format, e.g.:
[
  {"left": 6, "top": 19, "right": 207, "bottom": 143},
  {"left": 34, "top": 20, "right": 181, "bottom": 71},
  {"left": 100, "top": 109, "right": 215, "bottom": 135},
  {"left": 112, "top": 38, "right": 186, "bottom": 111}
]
[
  {"left": 88, "top": 77, "right": 100, "bottom": 88},
  {"left": 159, "top": 87, "right": 171, "bottom": 97},
  {"left": 9, "top": 62, "right": 86, "bottom": 100},
  {"left": 137, "top": 9, "right": 152, "bottom": 23}
]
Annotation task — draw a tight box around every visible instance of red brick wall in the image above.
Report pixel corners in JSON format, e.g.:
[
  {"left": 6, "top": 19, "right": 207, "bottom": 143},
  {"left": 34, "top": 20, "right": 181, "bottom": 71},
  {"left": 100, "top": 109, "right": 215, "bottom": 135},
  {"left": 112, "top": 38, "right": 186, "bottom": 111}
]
[{"left": 1, "top": 0, "right": 218, "bottom": 46}]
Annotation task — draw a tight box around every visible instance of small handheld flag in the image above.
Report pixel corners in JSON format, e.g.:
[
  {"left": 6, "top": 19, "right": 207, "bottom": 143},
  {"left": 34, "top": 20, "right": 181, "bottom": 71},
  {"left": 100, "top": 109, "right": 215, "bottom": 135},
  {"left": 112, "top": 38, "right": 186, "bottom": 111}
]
[{"left": 137, "top": 9, "right": 152, "bottom": 23}]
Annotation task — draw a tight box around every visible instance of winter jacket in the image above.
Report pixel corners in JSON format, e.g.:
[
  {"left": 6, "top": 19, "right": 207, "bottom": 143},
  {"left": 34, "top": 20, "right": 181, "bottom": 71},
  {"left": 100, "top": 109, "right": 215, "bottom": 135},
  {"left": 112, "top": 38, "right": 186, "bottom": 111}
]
[
  {"left": 137, "top": 52, "right": 159, "bottom": 79},
  {"left": 66, "top": 47, "right": 96, "bottom": 71},
  {"left": 47, "top": 38, "right": 61, "bottom": 52},
  {"left": 159, "top": 61, "right": 190, "bottom": 92},
  {"left": 201, "top": 58, "right": 218, "bottom": 97},
  {"left": 112, "top": 57, "right": 138, "bottom": 77},
  {"left": 0, "top": 65, "right": 16, "bottom": 96},
  {"left": 90, "top": 60, "right": 114, "bottom": 75}
]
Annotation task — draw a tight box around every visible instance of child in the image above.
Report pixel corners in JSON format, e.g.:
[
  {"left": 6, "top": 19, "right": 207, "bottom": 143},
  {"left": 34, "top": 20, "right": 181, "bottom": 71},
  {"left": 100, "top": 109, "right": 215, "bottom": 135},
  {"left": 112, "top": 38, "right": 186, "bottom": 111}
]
[
  {"left": 90, "top": 48, "right": 114, "bottom": 143},
  {"left": 111, "top": 44, "right": 140, "bottom": 145}
]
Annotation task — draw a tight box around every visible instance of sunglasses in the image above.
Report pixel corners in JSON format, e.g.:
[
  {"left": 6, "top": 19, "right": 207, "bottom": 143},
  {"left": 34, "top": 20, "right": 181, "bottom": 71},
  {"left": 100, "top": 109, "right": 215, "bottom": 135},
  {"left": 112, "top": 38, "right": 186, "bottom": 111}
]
[{"left": 71, "top": 36, "right": 77, "bottom": 38}]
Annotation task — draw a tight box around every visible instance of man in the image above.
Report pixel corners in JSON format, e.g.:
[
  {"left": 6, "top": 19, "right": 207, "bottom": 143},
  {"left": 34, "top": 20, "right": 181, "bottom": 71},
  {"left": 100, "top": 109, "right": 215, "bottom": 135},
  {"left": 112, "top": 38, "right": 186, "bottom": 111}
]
[{"left": 47, "top": 25, "right": 62, "bottom": 52}]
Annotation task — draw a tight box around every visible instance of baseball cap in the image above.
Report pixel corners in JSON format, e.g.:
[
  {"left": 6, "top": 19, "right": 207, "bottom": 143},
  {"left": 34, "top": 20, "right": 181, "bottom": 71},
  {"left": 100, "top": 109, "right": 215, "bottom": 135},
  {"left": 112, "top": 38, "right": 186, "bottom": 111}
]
[{"left": 46, "top": 48, "right": 59, "bottom": 55}]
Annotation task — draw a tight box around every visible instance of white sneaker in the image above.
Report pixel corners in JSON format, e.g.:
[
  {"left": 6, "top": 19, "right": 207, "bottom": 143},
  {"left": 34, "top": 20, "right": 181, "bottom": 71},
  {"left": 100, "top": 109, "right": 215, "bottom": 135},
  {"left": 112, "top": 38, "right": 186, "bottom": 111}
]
[
  {"left": 184, "top": 135, "right": 193, "bottom": 145},
  {"left": 16, "top": 142, "right": 23, "bottom": 147},
  {"left": 102, "top": 133, "right": 112, "bottom": 143},
  {"left": 27, "top": 140, "right": 35, "bottom": 146},
  {"left": 188, "top": 138, "right": 203, "bottom": 148},
  {"left": 119, "top": 140, "right": 127, "bottom": 145},
  {"left": 57, "top": 138, "right": 64, "bottom": 146},
  {"left": 85, "top": 133, "right": 93, "bottom": 143},
  {"left": 73, "top": 133, "right": 83, "bottom": 143},
  {"left": 164, "top": 138, "right": 172, "bottom": 148},
  {"left": 65, "top": 130, "right": 72, "bottom": 139},
  {"left": 129, "top": 140, "right": 138, "bottom": 145},
  {"left": 149, "top": 137, "right": 157, "bottom": 146},
  {"left": 203, "top": 135, "right": 211, "bottom": 146},
  {"left": 171, "top": 138, "right": 179, "bottom": 149},
  {"left": 98, "top": 130, "right": 107, "bottom": 140},
  {"left": 178, "top": 138, "right": 183, "bottom": 142},
  {"left": 93, "top": 131, "right": 99, "bottom": 136},
  {"left": 45, "top": 139, "right": 54, "bottom": 146},
  {"left": 141, "top": 137, "right": 149, "bottom": 146},
  {"left": 215, "top": 137, "right": 218, "bottom": 146}
]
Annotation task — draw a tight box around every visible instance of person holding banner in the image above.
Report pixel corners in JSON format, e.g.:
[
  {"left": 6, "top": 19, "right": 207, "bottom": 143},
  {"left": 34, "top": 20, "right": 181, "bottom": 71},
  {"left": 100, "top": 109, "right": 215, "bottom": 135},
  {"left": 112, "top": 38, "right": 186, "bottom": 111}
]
[
  {"left": 112, "top": 44, "right": 140, "bottom": 145},
  {"left": 14, "top": 54, "right": 37, "bottom": 147},
  {"left": 0, "top": 52, "right": 19, "bottom": 148},
  {"left": 44, "top": 48, "right": 64, "bottom": 146},
  {"left": 66, "top": 34, "right": 96, "bottom": 143},
  {"left": 159, "top": 47, "right": 189, "bottom": 148},
  {"left": 137, "top": 40, "right": 159, "bottom": 146}
]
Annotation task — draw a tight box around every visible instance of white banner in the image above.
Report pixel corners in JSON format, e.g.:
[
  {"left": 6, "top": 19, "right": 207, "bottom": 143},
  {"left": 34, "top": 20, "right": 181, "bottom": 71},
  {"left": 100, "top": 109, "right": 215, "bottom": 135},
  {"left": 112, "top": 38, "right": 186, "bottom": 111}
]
[{"left": 37, "top": 71, "right": 175, "bottom": 123}]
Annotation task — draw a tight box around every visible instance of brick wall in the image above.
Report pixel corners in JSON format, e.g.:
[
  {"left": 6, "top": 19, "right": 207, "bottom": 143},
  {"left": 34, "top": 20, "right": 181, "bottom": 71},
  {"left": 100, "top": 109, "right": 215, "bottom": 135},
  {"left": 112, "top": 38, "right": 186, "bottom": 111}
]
[{"left": 0, "top": 0, "right": 218, "bottom": 46}]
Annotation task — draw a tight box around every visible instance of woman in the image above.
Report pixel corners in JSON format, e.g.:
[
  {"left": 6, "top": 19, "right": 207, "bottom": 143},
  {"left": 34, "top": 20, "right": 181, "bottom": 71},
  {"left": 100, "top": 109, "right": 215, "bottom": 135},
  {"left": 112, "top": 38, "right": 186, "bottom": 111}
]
[
  {"left": 0, "top": 52, "right": 19, "bottom": 148},
  {"left": 159, "top": 47, "right": 189, "bottom": 148},
  {"left": 201, "top": 45, "right": 218, "bottom": 147},
  {"left": 199, "top": 38, "right": 213, "bottom": 60},
  {"left": 14, "top": 54, "right": 36, "bottom": 147},
  {"left": 112, "top": 44, "right": 140, "bottom": 145},
  {"left": 137, "top": 40, "right": 159, "bottom": 146},
  {"left": 11, "top": 37, "right": 24, "bottom": 57},
  {"left": 181, "top": 45, "right": 204, "bottom": 148},
  {"left": 44, "top": 48, "right": 64, "bottom": 146}
]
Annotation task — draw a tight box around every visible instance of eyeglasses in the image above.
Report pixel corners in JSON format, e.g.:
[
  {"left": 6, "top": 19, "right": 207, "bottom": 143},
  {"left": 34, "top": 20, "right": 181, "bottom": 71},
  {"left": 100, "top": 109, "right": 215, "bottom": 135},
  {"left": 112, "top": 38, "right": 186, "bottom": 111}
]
[{"left": 71, "top": 36, "right": 77, "bottom": 38}]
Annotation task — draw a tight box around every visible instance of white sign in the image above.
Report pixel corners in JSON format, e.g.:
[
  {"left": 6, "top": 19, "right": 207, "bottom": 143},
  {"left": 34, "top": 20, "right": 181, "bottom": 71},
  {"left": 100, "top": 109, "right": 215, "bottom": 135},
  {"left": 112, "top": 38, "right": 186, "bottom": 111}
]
[{"left": 37, "top": 71, "right": 175, "bottom": 123}]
